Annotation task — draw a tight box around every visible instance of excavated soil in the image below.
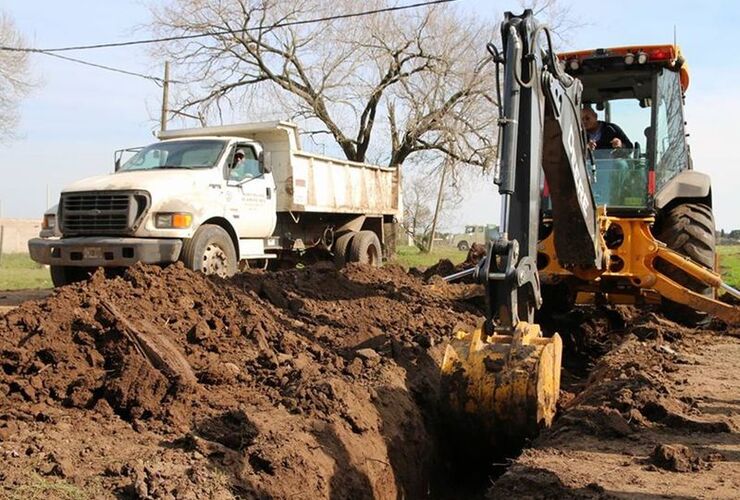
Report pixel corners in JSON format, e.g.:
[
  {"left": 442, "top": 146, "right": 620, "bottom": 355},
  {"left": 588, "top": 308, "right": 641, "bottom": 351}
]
[
  {"left": 0, "top": 262, "right": 482, "bottom": 499},
  {"left": 0, "top": 262, "right": 738, "bottom": 499}
]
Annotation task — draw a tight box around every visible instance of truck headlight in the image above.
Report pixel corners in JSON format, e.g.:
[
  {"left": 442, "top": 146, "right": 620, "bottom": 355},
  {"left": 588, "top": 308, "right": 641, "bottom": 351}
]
[
  {"left": 154, "top": 212, "right": 193, "bottom": 229},
  {"left": 42, "top": 214, "right": 56, "bottom": 230}
]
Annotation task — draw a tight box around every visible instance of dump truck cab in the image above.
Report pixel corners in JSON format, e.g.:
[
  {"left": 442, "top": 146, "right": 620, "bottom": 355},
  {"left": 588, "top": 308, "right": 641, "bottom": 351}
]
[{"left": 557, "top": 45, "right": 710, "bottom": 216}]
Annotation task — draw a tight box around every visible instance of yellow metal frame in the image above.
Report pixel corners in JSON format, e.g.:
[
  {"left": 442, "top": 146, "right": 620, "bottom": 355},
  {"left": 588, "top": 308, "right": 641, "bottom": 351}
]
[{"left": 538, "top": 215, "right": 739, "bottom": 324}]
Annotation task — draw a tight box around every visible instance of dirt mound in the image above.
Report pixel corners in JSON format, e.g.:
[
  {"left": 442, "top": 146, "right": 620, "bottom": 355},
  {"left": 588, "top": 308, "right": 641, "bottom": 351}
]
[
  {"left": 417, "top": 243, "right": 487, "bottom": 283},
  {"left": 0, "top": 262, "right": 481, "bottom": 498}
]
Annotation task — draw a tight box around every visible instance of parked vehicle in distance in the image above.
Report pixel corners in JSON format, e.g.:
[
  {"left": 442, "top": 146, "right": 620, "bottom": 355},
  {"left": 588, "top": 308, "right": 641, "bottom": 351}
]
[
  {"left": 29, "top": 121, "right": 401, "bottom": 286},
  {"left": 449, "top": 224, "right": 499, "bottom": 251}
]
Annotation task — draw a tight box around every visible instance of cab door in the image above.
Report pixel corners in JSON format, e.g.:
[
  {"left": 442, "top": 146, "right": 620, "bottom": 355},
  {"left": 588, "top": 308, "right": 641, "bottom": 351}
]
[{"left": 224, "top": 143, "right": 277, "bottom": 238}]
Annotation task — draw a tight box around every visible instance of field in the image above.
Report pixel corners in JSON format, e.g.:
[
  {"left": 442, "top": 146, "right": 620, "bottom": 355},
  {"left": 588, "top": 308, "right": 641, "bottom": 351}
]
[
  {"left": 0, "top": 253, "right": 52, "bottom": 290},
  {"left": 718, "top": 245, "right": 740, "bottom": 287},
  {"left": 390, "top": 244, "right": 467, "bottom": 269},
  {"left": 0, "top": 245, "right": 737, "bottom": 291}
]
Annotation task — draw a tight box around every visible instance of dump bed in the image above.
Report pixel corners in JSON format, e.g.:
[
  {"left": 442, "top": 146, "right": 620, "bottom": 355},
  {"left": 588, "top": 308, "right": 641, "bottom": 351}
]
[{"left": 158, "top": 121, "right": 400, "bottom": 216}]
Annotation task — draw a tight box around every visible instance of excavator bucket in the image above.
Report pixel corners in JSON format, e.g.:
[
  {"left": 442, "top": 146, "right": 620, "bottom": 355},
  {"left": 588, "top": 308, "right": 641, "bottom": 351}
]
[{"left": 440, "top": 322, "right": 562, "bottom": 448}]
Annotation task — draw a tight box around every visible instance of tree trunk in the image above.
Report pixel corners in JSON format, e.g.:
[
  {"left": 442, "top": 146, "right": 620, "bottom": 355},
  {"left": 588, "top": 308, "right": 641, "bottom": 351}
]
[{"left": 427, "top": 163, "right": 448, "bottom": 253}]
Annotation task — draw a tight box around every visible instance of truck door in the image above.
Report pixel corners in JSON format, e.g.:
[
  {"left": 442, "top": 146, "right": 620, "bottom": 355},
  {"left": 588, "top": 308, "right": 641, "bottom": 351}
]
[{"left": 224, "top": 144, "right": 277, "bottom": 239}]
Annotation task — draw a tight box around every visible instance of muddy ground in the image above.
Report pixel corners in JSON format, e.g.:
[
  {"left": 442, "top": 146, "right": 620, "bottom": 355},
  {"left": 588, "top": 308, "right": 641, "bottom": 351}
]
[
  {"left": 0, "top": 263, "right": 737, "bottom": 499},
  {"left": 0, "top": 289, "right": 51, "bottom": 316},
  {"left": 493, "top": 313, "right": 740, "bottom": 499}
]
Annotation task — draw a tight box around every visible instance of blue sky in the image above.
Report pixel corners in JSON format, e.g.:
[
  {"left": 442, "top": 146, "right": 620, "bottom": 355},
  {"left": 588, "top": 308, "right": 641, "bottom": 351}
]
[{"left": 1, "top": 0, "right": 739, "bottom": 230}]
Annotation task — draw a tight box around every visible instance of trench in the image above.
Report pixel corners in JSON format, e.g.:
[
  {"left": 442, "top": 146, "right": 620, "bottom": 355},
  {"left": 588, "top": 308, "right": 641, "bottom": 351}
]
[{"left": 415, "top": 305, "right": 627, "bottom": 499}]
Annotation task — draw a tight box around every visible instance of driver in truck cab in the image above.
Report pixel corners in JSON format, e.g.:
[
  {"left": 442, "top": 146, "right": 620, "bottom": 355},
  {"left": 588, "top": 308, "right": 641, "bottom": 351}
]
[
  {"left": 230, "top": 148, "right": 261, "bottom": 180},
  {"left": 580, "top": 106, "right": 633, "bottom": 151}
]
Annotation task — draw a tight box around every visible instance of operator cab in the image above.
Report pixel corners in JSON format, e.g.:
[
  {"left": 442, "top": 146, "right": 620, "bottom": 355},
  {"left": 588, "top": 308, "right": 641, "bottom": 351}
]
[{"left": 558, "top": 45, "right": 690, "bottom": 215}]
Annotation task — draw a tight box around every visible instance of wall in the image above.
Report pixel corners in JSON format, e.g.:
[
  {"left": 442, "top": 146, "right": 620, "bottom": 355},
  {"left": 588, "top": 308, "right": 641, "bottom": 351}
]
[{"left": 0, "top": 218, "right": 41, "bottom": 254}]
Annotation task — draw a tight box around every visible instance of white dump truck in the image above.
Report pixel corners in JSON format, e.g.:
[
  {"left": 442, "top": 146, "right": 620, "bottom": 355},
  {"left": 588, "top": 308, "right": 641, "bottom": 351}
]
[{"left": 29, "top": 121, "right": 400, "bottom": 286}]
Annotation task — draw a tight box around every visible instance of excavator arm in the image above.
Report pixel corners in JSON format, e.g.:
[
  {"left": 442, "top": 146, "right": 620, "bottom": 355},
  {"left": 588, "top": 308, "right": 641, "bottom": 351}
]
[
  {"left": 441, "top": 9, "right": 590, "bottom": 448},
  {"left": 481, "top": 10, "right": 600, "bottom": 332}
]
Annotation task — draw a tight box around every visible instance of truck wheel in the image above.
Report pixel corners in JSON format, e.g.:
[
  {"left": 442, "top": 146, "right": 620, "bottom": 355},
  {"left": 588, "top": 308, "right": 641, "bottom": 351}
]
[
  {"left": 50, "top": 266, "right": 93, "bottom": 287},
  {"left": 333, "top": 231, "right": 356, "bottom": 268},
  {"left": 181, "top": 225, "right": 237, "bottom": 278},
  {"left": 348, "top": 230, "right": 382, "bottom": 267},
  {"left": 655, "top": 202, "right": 716, "bottom": 325},
  {"left": 457, "top": 241, "right": 469, "bottom": 251}
]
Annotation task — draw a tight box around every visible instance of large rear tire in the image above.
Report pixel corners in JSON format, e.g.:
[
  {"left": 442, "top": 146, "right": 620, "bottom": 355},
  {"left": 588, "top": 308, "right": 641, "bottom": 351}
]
[
  {"left": 348, "top": 230, "right": 382, "bottom": 267},
  {"left": 50, "top": 266, "right": 94, "bottom": 287},
  {"left": 333, "top": 231, "right": 356, "bottom": 268},
  {"left": 655, "top": 202, "right": 716, "bottom": 325},
  {"left": 181, "top": 225, "right": 237, "bottom": 278}
]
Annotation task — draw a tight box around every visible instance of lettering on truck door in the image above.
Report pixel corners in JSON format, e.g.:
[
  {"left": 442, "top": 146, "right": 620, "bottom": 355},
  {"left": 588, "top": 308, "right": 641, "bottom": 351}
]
[{"left": 225, "top": 144, "right": 276, "bottom": 238}]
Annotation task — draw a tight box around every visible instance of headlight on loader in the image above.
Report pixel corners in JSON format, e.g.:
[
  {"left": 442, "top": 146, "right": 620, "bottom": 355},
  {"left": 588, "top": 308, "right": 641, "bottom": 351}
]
[{"left": 154, "top": 212, "right": 193, "bottom": 229}]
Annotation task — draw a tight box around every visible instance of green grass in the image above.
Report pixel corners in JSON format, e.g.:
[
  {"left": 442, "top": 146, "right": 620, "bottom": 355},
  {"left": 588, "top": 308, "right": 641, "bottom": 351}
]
[
  {"left": 6, "top": 474, "right": 87, "bottom": 500},
  {"left": 391, "top": 244, "right": 467, "bottom": 269},
  {"left": 0, "top": 253, "right": 52, "bottom": 290},
  {"left": 718, "top": 245, "right": 740, "bottom": 288},
  {"left": 0, "top": 245, "right": 736, "bottom": 289}
]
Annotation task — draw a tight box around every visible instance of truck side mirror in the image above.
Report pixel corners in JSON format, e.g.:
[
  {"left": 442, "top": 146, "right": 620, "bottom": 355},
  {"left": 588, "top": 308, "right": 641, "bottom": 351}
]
[{"left": 114, "top": 149, "right": 122, "bottom": 172}]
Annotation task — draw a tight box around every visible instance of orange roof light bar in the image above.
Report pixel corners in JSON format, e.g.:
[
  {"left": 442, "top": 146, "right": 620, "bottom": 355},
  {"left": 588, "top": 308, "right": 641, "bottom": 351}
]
[
  {"left": 558, "top": 45, "right": 679, "bottom": 64},
  {"left": 557, "top": 44, "right": 689, "bottom": 92}
]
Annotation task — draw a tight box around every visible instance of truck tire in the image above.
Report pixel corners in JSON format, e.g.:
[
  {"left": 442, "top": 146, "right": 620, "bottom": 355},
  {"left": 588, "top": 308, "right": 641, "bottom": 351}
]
[
  {"left": 50, "top": 266, "right": 93, "bottom": 287},
  {"left": 655, "top": 202, "right": 716, "bottom": 325},
  {"left": 457, "top": 241, "right": 469, "bottom": 251},
  {"left": 181, "top": 225, "right": 237, "bottom": 278},
  {"left": 348, "top": 230, "right": 382, "bottom": 267},
  {"left": 333, "top": 231, "right": 355, "bottom": 268}
]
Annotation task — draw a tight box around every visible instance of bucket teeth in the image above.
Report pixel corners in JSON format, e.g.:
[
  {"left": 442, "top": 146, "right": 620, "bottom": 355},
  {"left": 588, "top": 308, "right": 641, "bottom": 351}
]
[{"left": 440, "top": 322, "right": 562, "bottom": 448}]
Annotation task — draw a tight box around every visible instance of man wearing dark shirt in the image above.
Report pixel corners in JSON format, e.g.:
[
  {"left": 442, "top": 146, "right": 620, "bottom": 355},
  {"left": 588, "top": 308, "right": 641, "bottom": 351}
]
[{"left": 581, "top": 107, "right": 633, "bottom": 150}]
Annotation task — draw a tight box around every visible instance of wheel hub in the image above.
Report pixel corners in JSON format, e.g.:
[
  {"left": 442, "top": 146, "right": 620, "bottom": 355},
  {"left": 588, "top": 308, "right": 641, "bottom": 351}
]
[{"left": 202, "top": 243, "right": 229, "bottom": 278}]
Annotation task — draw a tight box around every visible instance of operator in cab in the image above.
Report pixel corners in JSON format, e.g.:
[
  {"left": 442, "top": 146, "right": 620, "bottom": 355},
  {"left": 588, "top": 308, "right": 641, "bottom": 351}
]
[{"left": 580, "top": 106, "right": 633, "bottom": 151}]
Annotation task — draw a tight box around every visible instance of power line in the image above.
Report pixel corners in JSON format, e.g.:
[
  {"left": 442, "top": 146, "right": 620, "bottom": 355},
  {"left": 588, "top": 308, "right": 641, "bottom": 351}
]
[
  {"left": 0, "top": 0, "right": 458, "bottom": 54},
  {"left": 38, "top": 51, "right": 173, "bottom": 84}
]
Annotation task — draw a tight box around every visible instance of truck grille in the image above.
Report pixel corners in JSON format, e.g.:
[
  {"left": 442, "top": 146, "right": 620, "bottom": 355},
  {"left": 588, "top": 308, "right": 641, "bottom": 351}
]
[{"left": 60, "top": 191, "right": 149, "bottom": 235}]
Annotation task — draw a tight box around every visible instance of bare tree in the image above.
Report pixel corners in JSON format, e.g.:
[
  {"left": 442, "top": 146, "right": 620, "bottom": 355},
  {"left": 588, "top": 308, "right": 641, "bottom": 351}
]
[
  {"left": 402, "top": 164, "right": 435, "bottom": 248},
  {"left": 149, "top": 0, "right": 499, "bottom": 169},
  {"left": 402, "top": 156, "right": 467, "bottom": 250},
  {"left": 0, "top": 11, "right": 33, "bottom": 141}
]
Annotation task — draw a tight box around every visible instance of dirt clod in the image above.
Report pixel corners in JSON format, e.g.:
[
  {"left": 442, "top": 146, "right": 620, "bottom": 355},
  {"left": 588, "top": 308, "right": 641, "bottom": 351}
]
[{"left": 650, "top": 444, "right": 704, "bottom": 472}]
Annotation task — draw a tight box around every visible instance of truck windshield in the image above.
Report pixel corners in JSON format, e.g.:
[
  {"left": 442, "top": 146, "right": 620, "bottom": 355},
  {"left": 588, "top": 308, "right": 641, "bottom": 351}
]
[{"left": 119, "top": 140, "right": 226, "bottom": 171}]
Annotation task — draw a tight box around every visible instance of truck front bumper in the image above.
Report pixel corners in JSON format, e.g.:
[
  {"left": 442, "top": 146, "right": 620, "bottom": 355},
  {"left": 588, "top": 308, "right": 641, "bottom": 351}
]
[{"left": 28, "top": 237, "right": 183, "bottom": 267}]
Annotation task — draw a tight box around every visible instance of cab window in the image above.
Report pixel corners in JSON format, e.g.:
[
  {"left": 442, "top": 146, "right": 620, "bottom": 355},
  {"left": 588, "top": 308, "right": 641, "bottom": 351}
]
[
  {"left": 228, "top": 145, "right": 261, "bottom": 182},
  {"left": 654, "top": 70, "right": 688, "bottom": 190}
]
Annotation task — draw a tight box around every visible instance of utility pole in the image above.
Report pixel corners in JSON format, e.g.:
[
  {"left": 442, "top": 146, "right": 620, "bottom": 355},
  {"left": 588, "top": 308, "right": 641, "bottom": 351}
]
[
  {"left": 160, "top": 61, "right": 170, "bottom": 132},
  {"left": 427, "top": 160, "right": 448, "bottom": 253}
]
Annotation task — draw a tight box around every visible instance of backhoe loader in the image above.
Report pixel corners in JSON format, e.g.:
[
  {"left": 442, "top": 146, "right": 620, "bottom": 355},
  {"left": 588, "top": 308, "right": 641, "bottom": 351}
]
[{"left": 441, "top": 10, "right": 740, "bottom": 451}]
